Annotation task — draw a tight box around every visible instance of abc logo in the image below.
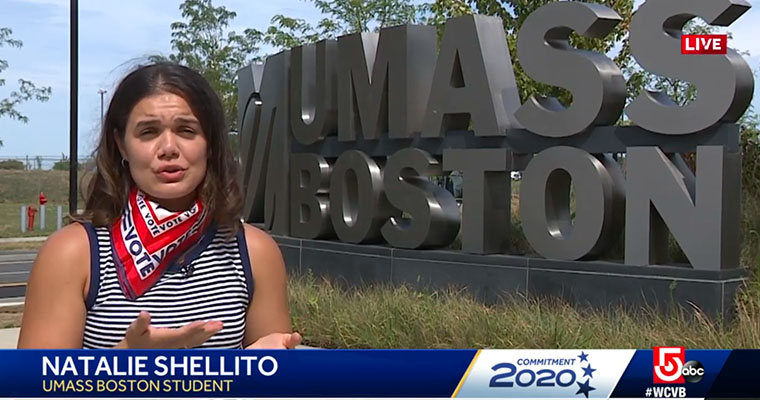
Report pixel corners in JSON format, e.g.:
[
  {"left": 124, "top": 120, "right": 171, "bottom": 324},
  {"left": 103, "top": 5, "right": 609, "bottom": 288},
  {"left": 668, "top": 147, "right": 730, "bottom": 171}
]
[{"left": 682, "top": 360, "right": 705, "bottom": 383}]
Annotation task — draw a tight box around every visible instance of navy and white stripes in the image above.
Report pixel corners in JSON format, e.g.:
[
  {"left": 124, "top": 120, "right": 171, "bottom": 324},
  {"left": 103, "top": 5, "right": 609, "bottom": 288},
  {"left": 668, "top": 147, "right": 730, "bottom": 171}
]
[{"left": 81, "top": 224, "right": 253, "bottom": 349}]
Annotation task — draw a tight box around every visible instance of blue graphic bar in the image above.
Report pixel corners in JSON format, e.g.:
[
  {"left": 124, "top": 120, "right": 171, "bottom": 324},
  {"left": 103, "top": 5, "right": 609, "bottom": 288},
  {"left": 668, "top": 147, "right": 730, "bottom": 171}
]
[
  {"left": 2, "top": 349, "right": 760, "bottom": 398},
  {"left": 0, "top": 349, "right": 475, "bottom": 398}
]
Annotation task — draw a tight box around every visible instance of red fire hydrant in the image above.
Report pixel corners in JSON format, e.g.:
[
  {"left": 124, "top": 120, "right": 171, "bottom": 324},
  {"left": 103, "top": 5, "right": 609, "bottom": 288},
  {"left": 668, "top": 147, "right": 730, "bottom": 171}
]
[{"left": 27, "top": 205, "right": 38, "bottom": 231}]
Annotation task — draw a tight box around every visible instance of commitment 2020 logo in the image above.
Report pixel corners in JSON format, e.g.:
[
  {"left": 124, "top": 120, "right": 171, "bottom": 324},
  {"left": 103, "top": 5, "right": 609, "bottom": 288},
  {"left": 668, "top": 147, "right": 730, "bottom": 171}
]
[{"left": 489, "top": 352, "right": 597, "bottom": 398}]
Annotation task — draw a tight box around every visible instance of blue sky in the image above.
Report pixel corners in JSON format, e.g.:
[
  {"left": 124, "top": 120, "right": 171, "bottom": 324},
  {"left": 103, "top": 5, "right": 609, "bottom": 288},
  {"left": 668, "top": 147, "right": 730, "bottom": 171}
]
[
  {"left": 0, "top": 0, "right": 318, "bottom": 159},
  {"left": 0, "top": 0, "right": 758, "bottom": 159}
]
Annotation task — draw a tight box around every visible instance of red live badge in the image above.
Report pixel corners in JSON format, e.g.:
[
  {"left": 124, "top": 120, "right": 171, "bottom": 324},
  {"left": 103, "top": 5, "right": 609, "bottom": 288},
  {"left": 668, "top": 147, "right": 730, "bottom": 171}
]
[{"left": 681, "top": 34, "right": 728, "bottom": 55}]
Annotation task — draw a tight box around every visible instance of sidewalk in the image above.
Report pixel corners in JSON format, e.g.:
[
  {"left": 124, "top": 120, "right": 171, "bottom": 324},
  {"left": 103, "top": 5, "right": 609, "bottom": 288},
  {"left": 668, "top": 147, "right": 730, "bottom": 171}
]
[
  {"left": 0, "top": 328, "right": 18, "bottom": 349},
  {"left": 0, "top": 297, "right": 23, "bottom": 349}
]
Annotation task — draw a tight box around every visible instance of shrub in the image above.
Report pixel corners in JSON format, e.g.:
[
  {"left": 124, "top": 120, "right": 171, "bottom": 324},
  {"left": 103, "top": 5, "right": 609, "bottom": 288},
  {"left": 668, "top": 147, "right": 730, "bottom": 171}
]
[{"left": 0, "top": 160, "right": 24, "bottom": 170}]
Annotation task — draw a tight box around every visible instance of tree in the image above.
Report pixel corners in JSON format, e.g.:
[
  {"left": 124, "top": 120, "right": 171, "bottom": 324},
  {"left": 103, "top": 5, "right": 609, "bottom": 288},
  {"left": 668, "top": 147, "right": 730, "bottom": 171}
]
[
  {"left": 258, "top": 0, "right": 424, "bottom": 50},
  {"left": 0, "top": 159, "right": 24, "bottom": 170},
  {"left": 420, "top": 0, "right": 472, "bottom": 29},
  {"left": 162, "top": 0, "right": 261, "bottom": 131},
  {"left": 0, "top": 27, "right": 52, "bottom": 148}
]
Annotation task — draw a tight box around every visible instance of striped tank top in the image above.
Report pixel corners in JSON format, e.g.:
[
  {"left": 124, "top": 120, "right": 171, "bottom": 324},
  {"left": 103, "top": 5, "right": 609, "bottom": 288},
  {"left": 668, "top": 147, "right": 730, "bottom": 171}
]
[{"left": 81, "top": 223, "right": 254, "bottom": 349}]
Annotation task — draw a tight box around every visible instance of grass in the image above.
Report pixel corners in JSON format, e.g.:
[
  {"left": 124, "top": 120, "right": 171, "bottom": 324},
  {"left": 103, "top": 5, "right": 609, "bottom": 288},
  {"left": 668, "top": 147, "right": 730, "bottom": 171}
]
[
  {"left": 5, "top": 273, "right": 758, "bottom": 348},
  {"left": 0, "top": 170, "right": 74, "bottom": 204},
  {"left": 741, "top": 194, "right": 760, "bottom": 271},
  {"left": 289, "top": 274, "right": 760, "bottom": 349},
  {"left": 0, "top": 203, "right": 69, "bottom": 238},
  {"left": 0, "top": 169, "right": 88, "bottom": 238}
]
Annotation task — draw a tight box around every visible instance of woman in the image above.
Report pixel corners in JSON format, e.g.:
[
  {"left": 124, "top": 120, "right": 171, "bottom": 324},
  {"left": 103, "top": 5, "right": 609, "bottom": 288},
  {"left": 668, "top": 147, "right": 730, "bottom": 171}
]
[{"left": 18, "top": 62, "right": 301, "bottom": 350}]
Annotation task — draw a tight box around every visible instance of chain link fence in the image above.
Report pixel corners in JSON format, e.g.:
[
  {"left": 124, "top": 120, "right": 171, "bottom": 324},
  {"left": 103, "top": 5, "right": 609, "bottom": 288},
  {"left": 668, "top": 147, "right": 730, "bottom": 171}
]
[{"left": 0, "top": 156, "right": 93, "bottom": 171}]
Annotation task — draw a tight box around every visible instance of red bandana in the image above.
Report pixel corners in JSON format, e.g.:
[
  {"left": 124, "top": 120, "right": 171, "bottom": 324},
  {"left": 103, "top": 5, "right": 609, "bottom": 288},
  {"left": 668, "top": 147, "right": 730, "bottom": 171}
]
[{"left": 112, "top": 188, "right": 210, "bottom": 300}]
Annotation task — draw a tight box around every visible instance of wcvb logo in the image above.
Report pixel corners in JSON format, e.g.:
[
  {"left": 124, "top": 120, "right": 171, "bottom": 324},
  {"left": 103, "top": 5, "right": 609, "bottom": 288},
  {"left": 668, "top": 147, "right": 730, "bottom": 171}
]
[
  {"left": 653, "top": 347, "right": 685, "bottom": 384},
  {"left": 653, "top": 347, "right": 705, "bottom": 384},
  {"left": 681, "top": 34, "right": 728, "bottom": 55}
]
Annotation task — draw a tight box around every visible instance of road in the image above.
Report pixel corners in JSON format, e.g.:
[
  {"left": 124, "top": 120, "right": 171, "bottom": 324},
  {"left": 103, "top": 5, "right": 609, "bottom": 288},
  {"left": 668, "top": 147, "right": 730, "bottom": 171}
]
[{"left": 0, "top": 252, "right": 34, "bottom": 298}]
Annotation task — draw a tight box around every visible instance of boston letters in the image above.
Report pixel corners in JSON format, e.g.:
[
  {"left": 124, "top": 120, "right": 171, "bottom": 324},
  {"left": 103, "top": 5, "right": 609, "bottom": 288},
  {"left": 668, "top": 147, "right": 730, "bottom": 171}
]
[{"left": 237, "top": 0, "right": 754, "bottom": 271}]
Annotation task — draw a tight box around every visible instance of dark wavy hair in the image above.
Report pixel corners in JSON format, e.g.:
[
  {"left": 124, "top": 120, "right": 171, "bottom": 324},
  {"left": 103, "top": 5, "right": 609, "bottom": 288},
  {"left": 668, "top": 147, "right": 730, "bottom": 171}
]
[{"left": 76, "top": 62, "right": 243, "bottom": 232}]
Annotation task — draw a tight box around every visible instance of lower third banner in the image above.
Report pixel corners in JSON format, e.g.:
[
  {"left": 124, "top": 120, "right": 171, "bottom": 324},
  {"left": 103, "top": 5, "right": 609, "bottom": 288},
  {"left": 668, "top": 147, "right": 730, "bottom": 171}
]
[{"left": 0, "top": 349, "right": 758, "bottom": 398}]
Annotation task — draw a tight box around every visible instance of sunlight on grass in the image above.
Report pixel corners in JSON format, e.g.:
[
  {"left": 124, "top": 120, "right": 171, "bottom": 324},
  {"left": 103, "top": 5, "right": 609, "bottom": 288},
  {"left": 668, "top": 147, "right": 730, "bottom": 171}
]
[{"left": 289, "top": 274, "right": 760, "bottom": 349}]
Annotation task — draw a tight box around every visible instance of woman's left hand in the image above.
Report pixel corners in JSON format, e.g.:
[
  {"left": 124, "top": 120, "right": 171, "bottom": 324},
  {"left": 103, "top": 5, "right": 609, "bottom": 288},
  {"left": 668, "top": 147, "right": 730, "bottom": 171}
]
[{"left": 245, "top": 332, "right": 302, "bottom": 349}]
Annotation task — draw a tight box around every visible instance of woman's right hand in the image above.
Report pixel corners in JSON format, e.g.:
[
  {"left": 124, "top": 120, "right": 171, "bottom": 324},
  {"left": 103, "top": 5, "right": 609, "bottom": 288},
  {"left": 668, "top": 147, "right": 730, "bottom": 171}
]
[{"left": 114, "top": 311, "right": 223, "bottom": 349}]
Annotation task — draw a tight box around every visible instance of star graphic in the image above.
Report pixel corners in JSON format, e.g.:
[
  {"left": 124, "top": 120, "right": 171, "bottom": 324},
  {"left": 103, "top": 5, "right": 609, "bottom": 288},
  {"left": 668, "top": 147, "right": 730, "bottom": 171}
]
[
  {"left": 578, "top": 351, "right": 589, "bottom": 363},
  {"left": 582, "top": 364, "right": 596, "bottom": 378},
  {"left": 576, "top": 378, "right": 596, "bottom": 398}
]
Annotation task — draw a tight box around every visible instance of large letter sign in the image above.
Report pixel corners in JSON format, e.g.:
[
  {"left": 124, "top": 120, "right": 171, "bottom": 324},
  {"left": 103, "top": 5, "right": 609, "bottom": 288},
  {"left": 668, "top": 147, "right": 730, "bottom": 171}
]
[{"left": 238, "top": 0, "right": 753, "bottom": 272}]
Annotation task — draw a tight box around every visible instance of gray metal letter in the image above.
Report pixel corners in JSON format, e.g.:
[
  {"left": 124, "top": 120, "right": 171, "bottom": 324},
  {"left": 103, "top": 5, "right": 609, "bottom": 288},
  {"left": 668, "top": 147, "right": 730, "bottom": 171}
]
[
  {"left": 515, "top": 2, "right": 626, "bottom": 138},
  {"left": 330, "top": 150, "right": 398, "bottom": 243},
  {"left": 237, "top": 62, "right": 264, "bottom": 135},
  {"left": 443, "top": 148, "right": 511, "bottom": 254},
  {"left": 422, "top": 15, "right": 522, "bottom": 138},
  {"left": 338, "top": 25, "right": 437, "bottom": 141},
  {"left": 381, "top": 148, "right": 461, "bottom": 249},
  {"left": 520, "top": 147, "right": 624, "bottom": 260},
  {"left": 238, "top": 52, "right": 290, "bottom": 234},
  {"left": 238, "top": 63, "right": 265, "bottom": 221},
  {"left": 290, "top": 40, "right": 338, "bottom": 145},
  {"left": 290, "top": 153, "right": 334, "bottom": 239},
  {"left": 626, "top": 0, "right": 754, "bottom": 134},
  {"left": 625, "top": 146, "right": 741, "bottom": 270}
]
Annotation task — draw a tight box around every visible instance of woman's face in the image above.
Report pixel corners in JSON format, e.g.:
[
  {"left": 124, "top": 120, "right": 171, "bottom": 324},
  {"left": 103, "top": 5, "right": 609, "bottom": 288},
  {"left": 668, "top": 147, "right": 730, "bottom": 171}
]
[{"left": 120, "top": 91, "right": 208, "bottom": 210}]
